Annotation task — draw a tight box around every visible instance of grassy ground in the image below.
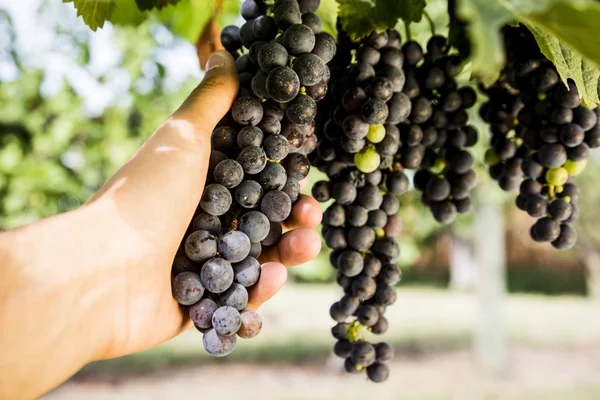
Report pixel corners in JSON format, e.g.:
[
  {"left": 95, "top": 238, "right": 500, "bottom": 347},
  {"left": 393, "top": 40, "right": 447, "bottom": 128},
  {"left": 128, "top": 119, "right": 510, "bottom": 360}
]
[{"left": 47, "top": 285, "right": 600, "bottom": 399}]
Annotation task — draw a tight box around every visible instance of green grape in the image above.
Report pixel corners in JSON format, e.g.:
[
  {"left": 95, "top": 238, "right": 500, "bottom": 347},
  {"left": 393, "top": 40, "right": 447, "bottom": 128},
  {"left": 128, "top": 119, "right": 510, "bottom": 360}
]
[
  {"left": 546, "top": 167, "right": 569, "bottom": 186},
  {"left": 564, "top": 159, "right": 587, "bottom": 176},
  {"left": 355, "top": 147, "right": 381, "bottom": 173},
  {"left": 484, "top": 148, "right": 500, "bottom": 165},
  {"left": 366, "top": 125, "right": 386, "bottom": 143}
]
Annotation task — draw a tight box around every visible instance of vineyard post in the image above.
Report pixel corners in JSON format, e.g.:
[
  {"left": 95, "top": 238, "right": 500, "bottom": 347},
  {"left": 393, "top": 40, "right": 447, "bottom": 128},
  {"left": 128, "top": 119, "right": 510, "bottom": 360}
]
[{"left": 473, "top": 188, "right": 507, "bottom": 374}]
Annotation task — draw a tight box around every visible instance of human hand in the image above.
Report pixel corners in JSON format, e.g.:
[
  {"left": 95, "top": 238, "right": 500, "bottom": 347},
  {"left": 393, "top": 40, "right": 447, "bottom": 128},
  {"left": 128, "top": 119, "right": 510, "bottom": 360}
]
[{"left": 85, "top": 50, "right": 322, "bottom": 359}]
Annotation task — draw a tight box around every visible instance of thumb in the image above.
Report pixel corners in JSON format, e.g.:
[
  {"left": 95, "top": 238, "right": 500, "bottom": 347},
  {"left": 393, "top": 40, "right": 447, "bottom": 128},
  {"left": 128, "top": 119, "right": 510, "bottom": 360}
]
[{"left": 174, "top": 50, "right": 239, "bottom": 134}]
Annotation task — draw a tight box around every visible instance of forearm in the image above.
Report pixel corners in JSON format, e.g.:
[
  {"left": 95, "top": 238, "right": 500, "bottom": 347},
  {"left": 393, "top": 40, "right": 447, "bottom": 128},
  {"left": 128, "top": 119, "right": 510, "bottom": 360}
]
[
  {"left": 0, "top": 203, "right": 119, "bottom": 399},
  {"left": 0, "top": 119, "right": 211, "bottom": 399}
]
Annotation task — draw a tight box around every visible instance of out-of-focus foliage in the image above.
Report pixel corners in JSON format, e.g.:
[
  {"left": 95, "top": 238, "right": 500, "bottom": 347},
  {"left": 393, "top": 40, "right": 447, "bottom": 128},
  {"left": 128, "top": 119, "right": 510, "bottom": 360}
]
[{"left": 0, "top": 5, "right": 198, "bottom": 229}]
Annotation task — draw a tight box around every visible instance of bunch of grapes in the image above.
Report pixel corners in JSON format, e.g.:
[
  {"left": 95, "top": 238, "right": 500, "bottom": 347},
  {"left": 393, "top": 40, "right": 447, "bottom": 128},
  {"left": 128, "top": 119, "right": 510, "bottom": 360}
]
[
  {"left": 400, "top": 36, "right": 478, "bottom": 224},
  {"left": 310, "top": 29, "right": 410, "bottom": 383},
  {"left": 170, "top": 0, "right": 335, "bottom": 356},
  {"left": 480, "top": 25, "right": 599, "bottom": 249}
]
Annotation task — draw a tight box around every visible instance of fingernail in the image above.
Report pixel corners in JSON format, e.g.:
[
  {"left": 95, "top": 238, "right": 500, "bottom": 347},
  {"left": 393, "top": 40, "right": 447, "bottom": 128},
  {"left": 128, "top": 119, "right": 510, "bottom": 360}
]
[{"left": 207, "top": 51, "right": 228, "bottom": 71}]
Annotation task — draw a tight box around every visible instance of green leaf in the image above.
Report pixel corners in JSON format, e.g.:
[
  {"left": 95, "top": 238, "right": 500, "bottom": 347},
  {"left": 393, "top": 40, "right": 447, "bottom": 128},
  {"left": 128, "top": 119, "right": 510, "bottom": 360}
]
[
  {"left": 526, "top": 23, "right": 600, "bottom": 106},
  {"left": 62, "top": 0, "right": 117, "bottom": 30},
  {"left": 156, "top": 0, "right": 214, "bottom": 42},
  {"left": 135, "top": 0, "right": 180, "bottom": 11},
  {"left": 337, "top": 0, "right": 379, "bottom": 41},
  {"left": 336, "top": 0, "right": 426, "bottom": 41},
  {"left": 456, "top": 0, "right": 600, "bottom": 88},
  {"left": 397, "top": 0, "right": 427, "bottom": 23},
  {"left": 110, "top": 0, "right": 147, "bottom": 26},
  {"left": 526, "top": 2, "right": 600, "bottom": 71}
]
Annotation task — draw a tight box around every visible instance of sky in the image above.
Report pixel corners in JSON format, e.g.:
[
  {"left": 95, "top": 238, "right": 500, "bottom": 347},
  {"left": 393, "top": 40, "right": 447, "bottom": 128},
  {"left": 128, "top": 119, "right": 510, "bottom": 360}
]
[{"left": 0, "top": 0, "right": 203, "bottom": 116}]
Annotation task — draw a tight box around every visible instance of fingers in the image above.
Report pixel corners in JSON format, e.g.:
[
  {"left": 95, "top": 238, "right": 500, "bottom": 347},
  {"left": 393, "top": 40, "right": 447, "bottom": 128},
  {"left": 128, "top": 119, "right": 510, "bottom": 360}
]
[
  {"left": 259, "top": 227, "right": 322, "bottom": 267},
  {"left": 283, "top": 194, "right": 322, "bottom": 230},
  {"left": 174, "top": 50, "right": 239, "bottom": 134},
  {"left": 246, "top": 262, "right": 288, "bottom": 311}
]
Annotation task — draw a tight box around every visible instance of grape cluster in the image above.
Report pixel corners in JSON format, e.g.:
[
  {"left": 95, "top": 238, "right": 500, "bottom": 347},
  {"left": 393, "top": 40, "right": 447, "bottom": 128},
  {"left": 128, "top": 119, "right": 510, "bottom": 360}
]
[
  {"left": 311, "top": 29, "right": 410, "bottom": 383},
  {"left": 222, "top": 0, "right": 337, "bottom": 156},
  {"left": 401, "top": 36, "right": 478, "bottom": 223},
  {"left": 480, "top": 26, "right": 597, "bottom": 250},
  {"left": 170, "top": 0, "right": 334, "bottom": 356}
]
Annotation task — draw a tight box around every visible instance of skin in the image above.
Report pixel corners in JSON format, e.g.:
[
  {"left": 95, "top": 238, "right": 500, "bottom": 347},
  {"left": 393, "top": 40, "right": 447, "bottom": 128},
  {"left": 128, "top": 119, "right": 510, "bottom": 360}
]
[{"left": 0, "top": 51, "right": 322, "bottom": 399}]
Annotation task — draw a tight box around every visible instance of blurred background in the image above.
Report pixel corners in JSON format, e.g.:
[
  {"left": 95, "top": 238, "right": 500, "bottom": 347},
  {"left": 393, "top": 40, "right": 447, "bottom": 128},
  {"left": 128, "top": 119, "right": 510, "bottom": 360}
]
[{"left": 1, "top": 0, "right": 599, "bottom": 399}]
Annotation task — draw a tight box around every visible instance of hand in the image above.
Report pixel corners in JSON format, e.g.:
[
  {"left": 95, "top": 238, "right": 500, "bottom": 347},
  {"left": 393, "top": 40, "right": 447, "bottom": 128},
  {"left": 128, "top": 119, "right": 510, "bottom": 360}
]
[
  {"left": 0, "top": 50, "right": 322, "bottom": 399},
  {"left": 90, "top": 50, "right": 323, "bottom": 358}
]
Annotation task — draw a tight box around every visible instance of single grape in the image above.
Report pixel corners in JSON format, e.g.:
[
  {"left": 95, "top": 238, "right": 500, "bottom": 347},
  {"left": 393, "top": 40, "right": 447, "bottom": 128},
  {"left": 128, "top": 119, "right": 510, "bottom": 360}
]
[
  {"left": 538, "top": 143, "right": 567, "bottom": 169},
  {"left": 350, "top": 342, "right": 376, "bottom": 367},
  {"left": 375, "top": 342, "right": 394, "bottom": 362},
  {"left": 211, "top": 127, "right": 237, "bottom": 153},
  {"left": 258, "top": 42, "right": 289, "bottom": 73},
  {"left": 273, "top": 2, "right": 302, "bottom": 30},
  {"left": 564, "top": 159, "right": 587, "bottom": 176},
  {"left": 219, "top": 283, "right": 249, "bottom": 311},
  {"left": 337, "top": 250, "right": 364, "bottom": 277},
  {"left": 552, "top": 224, "right": 577, "bottom": 250},
  {"left": 234, "top": 180, "right": 263, "bottom": 208},
  {"left": 334, "top": 339, "right": 353, "bottom": 358},
  {"left": 311, "top": 33, "right": 336, "bottom": 63},
  {"left": 339, "top": 296, "right": 360, "bottom": 315},
  {"left": 237, "top": 310, "right": 263, "bottom": 339},
  {"left": 190, "top": 298, "right": 219, "bottom": 329},
  {"left": 203, "top": 328, "right": 237, "bottom": 357},
  {"left": 200, "top": 184, "right": 232, "bottom": 216},
  {"left": 286, "top": 94, "right": 317, "bottom": 125},
  {"left": 232, "top": 97, "right": 263, "bottom": 126},
  {"left": 348, "top": 226, "right": 376, "bottom": 251},
  {"left": 366, "top": 362, "right": 389, "bottom": 382},
  {"left": 237, "top": 146, "right": 268, "bottom": 174},
  {"left": 356, "top": 304, "right": 379, "bottom": 327},
  {"left": 238, "top": 211, "right": 270, "bottom": 242},
  {"left": 172, "top": 271, "right": 205, "bottom": 306},
  {"left": 283, "top": 153, "right": 311, "bottom": 180},
  {"left": 184, "top": 230, "right": 217, "bottom": 263},
  {"left": 261, "top": 190, "right": 292, "bottom": 222},
  {"left": 212, "top": 306, "right": 242, "bottom": 336},
  {"left": 237, "top": 126, "right": 264, "bottom": 149},
  {"left": 256, "top": 162, "right": 287, "bottom": 190},
  {"left": 354, "top": 147, "right": 381, "bottom": 173},
  {"left": 219, "top": 231, "right": 252, "bottom": 263},
  {"left": 266, "top": 67, "right": 300, "bottom": 103},
  {"left": 200, "top": 257, "right": 234, "bottom": 293},
  {"left": 283, "top": 24, "right": 316, "bottom": 55},
  {"left": 214, "top": 159, "right": 244, "bottom": 188},
  {"left": 533, "top": 217, "right": 561, "bottom": 242},
  {"left": 351, "top": 275, "right": 377, "bottom": 300},
  {"left": 233, "top": 256, "right": 261, "bottom": 287},
  {"left": 292, "top": 54, "right": 326, "bottom": 86}
]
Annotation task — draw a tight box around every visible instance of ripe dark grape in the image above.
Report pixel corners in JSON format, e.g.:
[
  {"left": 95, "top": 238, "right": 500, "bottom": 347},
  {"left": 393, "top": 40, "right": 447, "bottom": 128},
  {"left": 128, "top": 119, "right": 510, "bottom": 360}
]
[
  {"left": 233, "top": 256, "right": 261, "bottom": 287},
  {"left": 293, "top": 53, "right": 326, "bottom": 86},
  {"left": 190, "top": 298, "right": 219, "bottom": 329},
  {"left": 283, "top": 24, "right": 316, "bottom": 55},
  {"left": 172, "top": 271, "right": 205, "bottom": 306}
]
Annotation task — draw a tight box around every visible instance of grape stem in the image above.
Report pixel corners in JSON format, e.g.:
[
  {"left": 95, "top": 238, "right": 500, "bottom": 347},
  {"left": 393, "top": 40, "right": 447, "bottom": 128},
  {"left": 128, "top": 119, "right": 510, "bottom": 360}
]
[
  {"left": 424, "top": 11, "right": 436, "bottom": 35},
  {"left": 404, "top": 22, "right": 412, "bottom": 41}
]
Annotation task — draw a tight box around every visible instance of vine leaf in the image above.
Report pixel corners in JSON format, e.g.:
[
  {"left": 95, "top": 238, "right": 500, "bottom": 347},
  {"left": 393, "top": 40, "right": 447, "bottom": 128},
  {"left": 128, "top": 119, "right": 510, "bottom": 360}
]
[
  {"left": 336, "top": 0, "right": 426, "bottom": 41},
  {"left": 135, "top": 0, "right": 181, "bottom": 11},
  {"left": 527, "top": 24, "right": 600, "bottom": 106},
  {"left": 62, "top": 0, "right": 117, "bottom": 31},
  {"left": 456, "top": 0, "right": 600, "bottom": 99}
]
